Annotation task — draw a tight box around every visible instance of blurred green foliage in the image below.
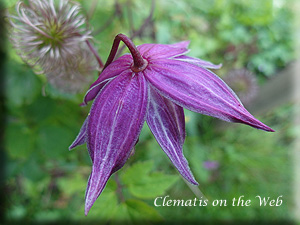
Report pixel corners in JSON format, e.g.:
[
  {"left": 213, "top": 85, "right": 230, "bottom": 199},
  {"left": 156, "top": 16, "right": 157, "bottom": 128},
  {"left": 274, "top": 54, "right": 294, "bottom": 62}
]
[{"left": 3, "top": 0, "right": 295, "bottom": 223}]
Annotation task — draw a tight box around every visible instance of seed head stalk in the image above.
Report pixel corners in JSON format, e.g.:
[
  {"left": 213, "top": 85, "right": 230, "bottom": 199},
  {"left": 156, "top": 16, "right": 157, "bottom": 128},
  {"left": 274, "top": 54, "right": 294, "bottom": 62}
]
[{"left": 85, "top": 40, "right": 104, "bottom": 68}]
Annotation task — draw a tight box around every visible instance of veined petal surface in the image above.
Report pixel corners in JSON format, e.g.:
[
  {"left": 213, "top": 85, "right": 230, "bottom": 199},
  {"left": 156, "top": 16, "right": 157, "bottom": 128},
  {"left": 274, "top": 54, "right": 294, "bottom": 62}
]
[
  {"left": 169, "top": 40, "right": 190, "bottom": 50},
  {"left": 137, "top": 43, "right": 189, "bottom": 60},
  {"left": 145, "top": 59, "right": 273, "bottom": 132},
  {"left": 146, "top": 87, "right": 198, "bottom": 185},
  {"left": 85, "top": 72, "right": 148, "bottom": 215},
  {"left": 82, "top": 55, "right": 132, "bottom": 105},
  {"left": 174, "top": 55, "right": 222, "bottom": 69},
  {"left": 69, "top": 116, "right": 88, "bottom": 150}
]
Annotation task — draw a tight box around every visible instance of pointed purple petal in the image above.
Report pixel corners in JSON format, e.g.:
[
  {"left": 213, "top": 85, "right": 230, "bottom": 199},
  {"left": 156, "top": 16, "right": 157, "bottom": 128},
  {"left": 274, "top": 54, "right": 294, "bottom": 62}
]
[
  {"left": 137, "top": 43, "right": 189, "bottom": 60},
  {"left": 174, "top": 55, "right": 222, "bottom": 69},
  {"left": 147, "top": 87, "right": 198, "bottom": 185},
  {"left": 82, "top": 55, "right": 132, "bottom": 105},
  {"left": 85, "top": 72, "right": 148, "bottom": 215},
  {"left": 84, "top": 164, "right": 112, "bottom": 216},
  {"left": 144, "top": 59, "right": 274, "bottom": 132},
  {"left": 69, "top": 117, "right": 88, "bottom": 150}
]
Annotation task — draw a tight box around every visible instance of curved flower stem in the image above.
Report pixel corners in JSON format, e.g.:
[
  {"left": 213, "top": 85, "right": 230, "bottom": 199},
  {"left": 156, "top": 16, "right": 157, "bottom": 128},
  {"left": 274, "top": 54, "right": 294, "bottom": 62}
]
[
  {"left": 85, "top": 40, "right": 104, "bottom": 68},
  {"left": 103, "top": 33, "right": 147, "bottom": 72}
]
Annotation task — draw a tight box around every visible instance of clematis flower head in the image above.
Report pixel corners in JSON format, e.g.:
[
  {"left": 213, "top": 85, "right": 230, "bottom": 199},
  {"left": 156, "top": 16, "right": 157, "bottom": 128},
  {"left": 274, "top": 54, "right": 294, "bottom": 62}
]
[{"left": 69, "top": 34, "right": 274, "bottom": 215}]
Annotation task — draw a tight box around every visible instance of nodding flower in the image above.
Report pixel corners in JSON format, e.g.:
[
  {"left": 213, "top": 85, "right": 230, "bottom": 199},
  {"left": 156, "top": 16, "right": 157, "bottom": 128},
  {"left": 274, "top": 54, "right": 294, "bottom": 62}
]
[{"left": 69, "top": 34, "right": 274, "bottom": 215}]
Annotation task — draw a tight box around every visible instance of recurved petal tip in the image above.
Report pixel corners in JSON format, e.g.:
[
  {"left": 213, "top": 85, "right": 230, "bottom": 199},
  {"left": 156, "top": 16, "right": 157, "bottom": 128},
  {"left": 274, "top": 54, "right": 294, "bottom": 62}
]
[
  {"left": 69, "top": 142, "right": 78, "bottom": 151},
  {"left": 214, "top": 63, "right": 223, "bottom": 69},
  {"left": 69, "top": 117, "right": 89, "bottom": 151},
  {"left": 81, "top": 56, "right": 133, "bottom": 105}
]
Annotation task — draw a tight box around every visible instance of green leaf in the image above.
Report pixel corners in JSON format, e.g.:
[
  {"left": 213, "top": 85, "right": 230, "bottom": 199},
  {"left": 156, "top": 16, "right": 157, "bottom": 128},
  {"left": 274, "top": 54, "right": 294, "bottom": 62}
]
[
  {"left": 129, "top": 172, "right": 179, "bottom": 199},
  {"left": 121, "top": 161, "right": 154, "bottom": 184},
  {"left": 116, "top": 199, "right": 162, "bottom": 224},
  {"left": 57, "top": 173, "right": 86, "bottom": 197},
  {"left": 88, "top": 191, "right": 119, "bottom": 220},
  {"left": 121, "top": 161, "right": 179, "bottom": 199}
]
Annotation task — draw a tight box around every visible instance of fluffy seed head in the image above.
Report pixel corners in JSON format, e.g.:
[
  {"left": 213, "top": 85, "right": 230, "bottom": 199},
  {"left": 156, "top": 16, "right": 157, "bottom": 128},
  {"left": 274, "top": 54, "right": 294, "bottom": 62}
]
[
  {"left": 8, "top": 0, "right": 91, "bottom": 70},
  {"left": 7, "top": 0, "right": 97, "bottom": 92}
]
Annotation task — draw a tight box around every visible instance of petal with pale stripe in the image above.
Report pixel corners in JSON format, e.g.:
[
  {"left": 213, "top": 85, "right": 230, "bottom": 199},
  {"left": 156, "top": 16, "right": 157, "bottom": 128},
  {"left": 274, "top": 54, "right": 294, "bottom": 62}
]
[
  {"left": 169, "top": 40, "right": 190, "bottom": 49},
  {"left": 145, "top": 59, "right": 274, "bottom": 132},
  {"left": 85, "top": 72, "right": 148, "bottom": 215},
  {"left": 82, "top": 55, "right": 132, "bottom": 105},
  {"left": 137, "top": 43, "right": 189, "bottom": 60},
  {"left": 69, "top": 116, "right": 88, "bottom": 150},
  {"left": 146, "top": 87, "right": 198, "bottom": 185},
  {"left": 174, "top": 55, "right": 222, "bottom": 69}
]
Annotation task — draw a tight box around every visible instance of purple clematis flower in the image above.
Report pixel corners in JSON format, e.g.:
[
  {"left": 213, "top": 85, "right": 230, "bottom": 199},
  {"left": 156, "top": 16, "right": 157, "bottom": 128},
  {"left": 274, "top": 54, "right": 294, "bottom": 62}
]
[{"left": 69, "top": 34, "right": 274, "bottom": 215}]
